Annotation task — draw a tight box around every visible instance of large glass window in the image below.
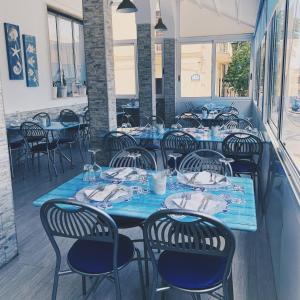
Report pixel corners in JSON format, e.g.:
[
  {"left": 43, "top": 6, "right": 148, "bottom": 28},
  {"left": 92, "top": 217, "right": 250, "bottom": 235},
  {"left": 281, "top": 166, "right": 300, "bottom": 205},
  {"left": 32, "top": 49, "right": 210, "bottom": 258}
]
[
  {"left": 268, "top": 1, "right": 287, "bottom": 131},
  {"left": 181, "top": 43, "right": 212, "bottom": 97},
  {"left": 281, "top": 0, "right": 300, "bottom": 172},
  {"left": 155, "top": 44, "right": 163, "bottom": 96},
  {"left": 47, "top": 11, "right": 86, "bottom": 96},
  {"left": 215, "top": 41, "right": 251, "bottom": 97},
  {"left": 113, "top": 45, "right": 137, "bottom": 96},
  {"left": 258, "top": 37, "right": 266, "bottom": 112}
]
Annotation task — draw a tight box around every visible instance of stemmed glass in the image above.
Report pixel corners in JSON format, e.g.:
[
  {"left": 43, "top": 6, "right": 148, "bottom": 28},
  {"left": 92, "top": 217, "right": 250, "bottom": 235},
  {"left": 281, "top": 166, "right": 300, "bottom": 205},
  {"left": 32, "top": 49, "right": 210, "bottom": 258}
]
[
  {"left": 122, "top": 113, "right": 132, "bottom": 128},
  {"left": 218, "top": 157, "right": 234, "bottom": 176},
  {"left": 127, "top": 152, "right": 142, "bottom": 194},
  {"left": 167, "top": 153, "right": 182, "bottom": 189},
  {"left": 88, "top": 148, "right": 102, "bottom": 181}
]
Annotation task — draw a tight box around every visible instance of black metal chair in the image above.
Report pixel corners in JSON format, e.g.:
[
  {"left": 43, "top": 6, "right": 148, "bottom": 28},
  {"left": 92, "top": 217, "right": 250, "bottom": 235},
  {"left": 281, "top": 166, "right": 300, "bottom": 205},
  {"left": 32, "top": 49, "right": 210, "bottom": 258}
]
[
  {"left": 179, "top": 149, "right": 233, "bottom": 176},
  {"left": 224, "top": 118, "right": 253, "bottom": 130},
  {"left": 40, "top": 199, "right": 145, "bottom": 300},
  {"left": 161, "top": 130, "right": 198, "bottom": 169},
  {"left": 58, "top": 109, "right": 84, "bottom": 165},
  {"left": 7, "top": 132, "right": 25, "bottom": 178},
  {"left": 20, "top": 122, "right": 61, "bottom": 178},
  {"left": 109, "top": 147, "right": 157, "bottom": 171},
  {"left": 192, "top": 105, "right": 210, "bottom": 115},
  {"left": 221, "top": 106, "right": 239, "bottom": 115},
  {"left": 177, "top": 112, "right": 201, "bottom": 128},
  {"left": 81, "top": 109, "right": 90, "bottom": 148},
  {"left": 143, "top": 209, "right": 235, "bottom": 300},
  {"left": 215, "top": 113, "right": 239, "bottom": 127},
  {"left": 222, "top": 133, "right": 263, "bottom": 178},
  {"left": 33, "top": 112, "right": 51, "bottom": 127},
  {"left": 103, "top": 131, "right": 138, "bottom": 161}
]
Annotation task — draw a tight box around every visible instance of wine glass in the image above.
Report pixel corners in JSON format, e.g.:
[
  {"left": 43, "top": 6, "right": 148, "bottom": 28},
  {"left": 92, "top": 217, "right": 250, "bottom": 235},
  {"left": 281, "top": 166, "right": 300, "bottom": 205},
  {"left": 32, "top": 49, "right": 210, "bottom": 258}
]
[
  {"left": 88, "top": 148, "right": 102, "bottom": 180},
  {"left": 168, "top": 153, "right": 182, "bottom": 189},
  {"left": 127, "top": 151, "right": 142, "bottom": 193},
  {"left": 218, "top": 157, "right": 234, "bottom": 176}
]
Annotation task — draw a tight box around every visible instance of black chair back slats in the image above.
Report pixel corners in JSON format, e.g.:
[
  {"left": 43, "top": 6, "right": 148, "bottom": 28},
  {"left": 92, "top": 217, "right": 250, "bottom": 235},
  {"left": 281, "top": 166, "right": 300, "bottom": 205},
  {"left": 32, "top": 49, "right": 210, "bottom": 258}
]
[
  {"left": 59, "top": 109, "right": 80, "bottom": 124},
  {"left": 109, "top": 147, "right": 157, "bottom": 171},
  {"left": 221, "top": 106, "right": 239, "bottom": 115},
  {"left": 177, "top": 112, "right": 201, "bottom": 128},
  {"left": 224, "top": 118, "right": 253, "bottom": 130},
  {"left": 161, "top": 130, "right": 198, "bottom": 168},
  {"left": 33, "top": 112, "right": 51, "bottom": 126},
  {"left": 214, "top": 112, "right": 239, "bottom": 126},
  {"left": 20, "top": 121, "right": 48, "bottom": 144},
  {"left": 178, "top": 149, "right": 233, "bottom": 176},
  {"left": 104, "top": 131, "right": 138, "bottom": 153},
  {"left": 58, "top": 109, "right": 80, "bottom": 142},
  {"left": 141, "top": 115, "right": 165, "bottom": 128},
  {"left": 222, "top": 133, "right": 263, "bottom": 162}
]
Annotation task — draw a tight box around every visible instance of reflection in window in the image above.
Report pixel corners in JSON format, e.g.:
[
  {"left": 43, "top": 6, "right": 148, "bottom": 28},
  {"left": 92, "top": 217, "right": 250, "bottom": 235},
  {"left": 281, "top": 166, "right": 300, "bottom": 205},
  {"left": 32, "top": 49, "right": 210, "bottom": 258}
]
[
  {"left": 281, "top": 0, "right": 300, "bottom": 172},
  {"left": 215, "top": 42, "right": 250, "bottom": 97},
  {"left": 268, "top": 2, "right": 286, "bottom": 130},
  {"left": 155, "top": 44, "right": 163, "bottom": 96},
  {"left": 48, "top": 14, "right": 60, "bottom": 83},
  {"left": 181, "top": 43, "right": 212, "bottom": 97},
  {"left": 258, "top": 37, "right": 266, "bottom": 112},
  {"left": 113, "top": 45, "right": 136, "bottom": 96},
  {"left": 73, "top": 23, "right": 86, "bottom": 85}
]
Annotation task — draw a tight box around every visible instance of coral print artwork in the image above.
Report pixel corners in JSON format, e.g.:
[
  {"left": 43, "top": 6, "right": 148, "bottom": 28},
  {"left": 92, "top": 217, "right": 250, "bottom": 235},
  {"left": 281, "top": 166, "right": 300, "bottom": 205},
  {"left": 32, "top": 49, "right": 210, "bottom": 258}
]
[
  {"left": 4, "top": 23, "right": 24, "bottom": 80},
  {"left": 23, "top": 35, "right": 39, "bottom": 87}
]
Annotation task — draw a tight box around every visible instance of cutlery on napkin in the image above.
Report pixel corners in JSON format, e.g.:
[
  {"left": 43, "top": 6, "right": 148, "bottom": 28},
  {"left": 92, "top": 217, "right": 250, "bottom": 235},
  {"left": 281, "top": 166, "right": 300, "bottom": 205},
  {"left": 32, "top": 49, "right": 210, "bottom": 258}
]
[{"left": 84, "top": 184, "right": 128, "bottom": 202}]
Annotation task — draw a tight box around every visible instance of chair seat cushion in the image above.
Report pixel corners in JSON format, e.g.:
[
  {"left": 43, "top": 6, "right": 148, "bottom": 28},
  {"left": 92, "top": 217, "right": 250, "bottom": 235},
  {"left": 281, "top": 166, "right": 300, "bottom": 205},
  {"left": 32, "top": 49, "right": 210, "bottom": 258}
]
[
  {"left": 67, "top": 234, "right": 134, "bottom": 275},
  {"left": 157, "top": 250, "right": 227, "bottom": 290},
  {"left": 31, "top": 142, "right": 57, "bottom": 152},
  {"left": 231, "top": 160, "right": 257, "bottom": 174},
  {"left": 112, "top": 215, "right": 144, "bottom": 229}
]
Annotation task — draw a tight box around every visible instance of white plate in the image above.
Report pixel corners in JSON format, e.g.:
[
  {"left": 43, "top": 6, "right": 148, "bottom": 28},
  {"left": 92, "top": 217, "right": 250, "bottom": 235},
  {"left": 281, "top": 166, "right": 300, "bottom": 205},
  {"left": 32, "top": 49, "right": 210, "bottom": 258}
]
[
  {"left": 75, "top": 184, "right": 132, "bottom": 204},
  {"left": 164, "top": 191, "right": 228, "bottom": 215},
  {"left": 101, "top": 167, "right": 147, "bottom": 182},
  {"left": 177, "top": 171, "right": 231, "bottom": 189}
]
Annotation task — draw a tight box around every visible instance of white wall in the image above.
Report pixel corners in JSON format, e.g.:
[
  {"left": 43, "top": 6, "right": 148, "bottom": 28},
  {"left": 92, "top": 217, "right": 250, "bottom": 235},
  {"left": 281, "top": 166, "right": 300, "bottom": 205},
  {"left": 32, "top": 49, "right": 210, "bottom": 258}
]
[{"left": 0, "top": 0, "right": 87, "bottom": 115}]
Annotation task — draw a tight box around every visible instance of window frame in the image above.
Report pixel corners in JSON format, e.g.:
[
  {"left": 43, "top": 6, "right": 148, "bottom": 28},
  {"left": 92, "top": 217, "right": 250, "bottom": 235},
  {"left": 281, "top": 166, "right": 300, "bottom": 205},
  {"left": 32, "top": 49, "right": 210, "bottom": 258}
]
[
  {"left": 47, "top": 9, "right": 86, "bottom": 87},
  {"left": 178, "top": 34, "right": 253, "bottom": 101}
]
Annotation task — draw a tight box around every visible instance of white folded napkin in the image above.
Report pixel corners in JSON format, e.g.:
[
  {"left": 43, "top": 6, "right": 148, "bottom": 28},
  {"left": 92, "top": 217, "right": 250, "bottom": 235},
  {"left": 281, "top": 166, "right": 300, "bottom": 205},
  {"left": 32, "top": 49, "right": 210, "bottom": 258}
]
[
  {"left": 172, "top": 193, "right": 227, "bottom": 214},
  {"left": 180, "top": 171, "right": 226, "bottom": 185},
  {"left": 84, "top": 184, "right": 128, "bottom": 202}
]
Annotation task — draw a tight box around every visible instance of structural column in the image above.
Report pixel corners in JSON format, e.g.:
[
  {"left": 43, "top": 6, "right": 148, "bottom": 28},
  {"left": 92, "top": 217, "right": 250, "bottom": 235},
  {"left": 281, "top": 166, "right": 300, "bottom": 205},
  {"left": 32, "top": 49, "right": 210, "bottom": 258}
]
[
  {"left": 163, "top": 39, "right": 176, "bottom": 127},
  {"left": 82, "top": 0, "right": 116, "bottom": 162},
  {"left": 137, "top": 24, "right": 156, "bottom": 123},
  {"left": 0, "top": 74, "right": 18, "bottom": 267}
]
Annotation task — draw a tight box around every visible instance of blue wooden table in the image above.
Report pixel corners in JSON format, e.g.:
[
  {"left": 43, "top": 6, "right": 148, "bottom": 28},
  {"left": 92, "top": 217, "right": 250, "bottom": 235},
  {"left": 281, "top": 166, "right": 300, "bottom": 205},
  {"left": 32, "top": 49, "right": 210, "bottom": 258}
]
[
  {"left": 8, "top": 121, "right": 82, "bottom": 132},
  {"left": 118, "top": 127, "right": 262, "bottom": 143},
  {"left": 33, "top": 170, "right": 257, "bottom": 232}
]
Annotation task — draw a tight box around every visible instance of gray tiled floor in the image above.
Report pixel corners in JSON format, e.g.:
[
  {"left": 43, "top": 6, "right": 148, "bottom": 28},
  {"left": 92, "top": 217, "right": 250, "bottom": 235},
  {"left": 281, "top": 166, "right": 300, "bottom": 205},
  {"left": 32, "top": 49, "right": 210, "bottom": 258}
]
[{"left": 0, "top": 148, "right": 277, "bottom": 300}]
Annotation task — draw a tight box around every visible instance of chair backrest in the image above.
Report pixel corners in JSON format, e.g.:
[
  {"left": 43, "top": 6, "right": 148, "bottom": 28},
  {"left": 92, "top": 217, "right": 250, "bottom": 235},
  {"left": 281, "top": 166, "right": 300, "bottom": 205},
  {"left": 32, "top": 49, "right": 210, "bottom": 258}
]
[
  {"left": 84, "top": 109, "right": 90, "bottom": 124},
  {"left": 221, "top": 106, "right": 239, "bottom": 115},
  {"left": 141, "top": 115, "right": 165, "bottom": 128},
  {"left": 59, "top": 109, "right": 80, "bottom": 124},
  {"left": 103, "top": 131, "right": 138, "bottom": 153},
  {"left": 222, "top": 133, "right": 263, "bottom": 163},
  {"left": 224, "top": 118, "right": 253, "bottom": 130},
  {"left": 20, "top": 121, "right": 48, "bottom": 144},
  {"left": 143, "top": 209, "right": 235, "bottom": 282},
  {"left": 109, "top": 147, "right": 157, "bottom": 170},
  {"left": 178, "top": 149, "right": 233, "bottom": 176},
  {"left": 177, "top": 112, "right": 201, "bottom": 128},
  {"left": 192, "top": 105, "right": 209, "bottom": 115},
  {"left": 161, "top": 130, "right": 198, "bottom": 168},
  {"left": 33, "top": 112, "right": 51, "bottom": 126},
  {"left": 214, "top": 113, "right": 238, "bottom": 126},
  {"left": 40, "top": 199, "right": 119, "bottom": 268}
]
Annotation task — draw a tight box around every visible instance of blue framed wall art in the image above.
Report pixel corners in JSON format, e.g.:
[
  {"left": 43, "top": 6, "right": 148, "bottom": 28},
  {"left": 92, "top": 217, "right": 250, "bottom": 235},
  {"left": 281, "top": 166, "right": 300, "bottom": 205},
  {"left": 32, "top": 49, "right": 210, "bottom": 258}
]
[
  {"left": 4, "top": 23, "right": 24, "bottom": 80},
  {"left": 22, "top": 35, "right": 39, "bottom": 87}
]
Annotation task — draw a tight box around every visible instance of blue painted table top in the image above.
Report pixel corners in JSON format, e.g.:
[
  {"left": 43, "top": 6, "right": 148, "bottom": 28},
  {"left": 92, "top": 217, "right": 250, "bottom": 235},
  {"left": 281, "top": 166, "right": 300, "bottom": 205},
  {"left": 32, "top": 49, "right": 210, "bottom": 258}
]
[
  {"left": 8, "top": 121, "right": 81, "bottom": 131},
  {"left": 118, "top": 127, "right": 262, "bottom": 143},
  {"left": 33, "top": 169, "right": 257, "bottom": 232}
]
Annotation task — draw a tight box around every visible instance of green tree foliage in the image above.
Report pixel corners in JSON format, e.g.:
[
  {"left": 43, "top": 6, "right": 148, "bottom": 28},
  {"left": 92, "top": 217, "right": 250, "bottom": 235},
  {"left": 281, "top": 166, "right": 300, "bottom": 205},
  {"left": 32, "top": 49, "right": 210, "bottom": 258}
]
[{"left": 223, "top": 42, "right": 250, "bottom": 97}]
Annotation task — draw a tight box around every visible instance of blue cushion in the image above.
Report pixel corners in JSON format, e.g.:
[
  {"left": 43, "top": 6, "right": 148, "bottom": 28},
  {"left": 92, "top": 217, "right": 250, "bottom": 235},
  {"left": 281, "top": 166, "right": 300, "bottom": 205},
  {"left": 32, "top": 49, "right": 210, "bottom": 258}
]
[
  {"left": 231, "top": 160, "right": 257, "bottom": 173},
  {"left": 67, "top": 234, "right": 134, "bottom": 275},
  {"left": 112, "top": 215, "right": 144, "bottom": 229},
  {"left": 157, "top": 250, "right": 227, "bottom": 290}
]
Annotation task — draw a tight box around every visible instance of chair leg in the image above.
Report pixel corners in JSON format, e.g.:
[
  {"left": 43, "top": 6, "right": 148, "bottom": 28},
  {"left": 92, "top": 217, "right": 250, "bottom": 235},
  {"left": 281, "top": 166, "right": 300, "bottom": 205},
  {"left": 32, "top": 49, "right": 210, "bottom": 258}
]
[
  {"left": 114, "top": 271, "right": 122, "bottom": 300},
  {"left": 136, "top": 248, "right": 146, "bottom": 300},
  {"left": 46, "top": 150, "right": 52, "bottom": 180},
  {"left": 9, "top": 147, "right": 14, "bottom": 178},
  {"left": 150, "top": 273, "right": 159, "bottom": 300},
  {"left": 82, "top": 276, "right": 87, "bottom": 296},
  {"left": 224, "top": 273, "right": 234, "bottom": 300},
  {"left": 69, "top": 144, "right": 73, "bottom": 167},
  {"left": 78, "top": 140, "right": 84, "bottom": 162},
  {"left": 143, "top": 239, "right": 150, "bottom": 287},
  {"left": 58, "top": 148, "right": 64, "bottom": 173},
  {"left": 51, "top": 267, "right": 60, "bottom": 300}
]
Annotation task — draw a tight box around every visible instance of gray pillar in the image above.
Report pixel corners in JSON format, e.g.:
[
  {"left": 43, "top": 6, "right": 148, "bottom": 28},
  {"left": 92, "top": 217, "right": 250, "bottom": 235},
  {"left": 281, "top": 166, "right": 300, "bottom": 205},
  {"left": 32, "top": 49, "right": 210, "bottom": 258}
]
[
  {"left": 163, "top": 38, "right": 176, "bottom": 127},
  {"left": 0, "top": 76, "right": 18, "bottom": 267},
  {"left": 82, "top": 0, "right": 116, "bottom": 163},
  {"left": 137, "top": 24, "right": 156, "bottom": 124}
]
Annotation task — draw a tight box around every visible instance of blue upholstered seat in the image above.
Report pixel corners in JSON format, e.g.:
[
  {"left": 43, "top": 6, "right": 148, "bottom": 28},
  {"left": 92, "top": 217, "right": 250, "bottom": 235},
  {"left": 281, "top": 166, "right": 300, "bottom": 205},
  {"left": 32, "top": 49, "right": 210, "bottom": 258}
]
[
  {"left": 67, "top": 234, "right": 134, "bottom": 275},
  {"left": 157, "top": 250, "right": 227, "bottom": 290},
  {"left": 231, "top": 160, "right": 257, "bottom": 173}
]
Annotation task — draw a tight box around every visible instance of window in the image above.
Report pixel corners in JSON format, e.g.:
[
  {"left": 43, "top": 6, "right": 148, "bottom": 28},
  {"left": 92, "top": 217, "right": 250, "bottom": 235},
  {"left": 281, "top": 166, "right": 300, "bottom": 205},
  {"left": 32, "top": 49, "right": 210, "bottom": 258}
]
[
  {"left": 47, "top": 11, "right": 86, "bottom": 96},
  {"left": 181, "top": 43, "right": 212, "bottom": 97},
  {"left": 281, "top": 0, "right": 300, "bottom": 172},
  {"left": 268, "top": 1, "right": 286, "bottom": 131},
  {"left": 215, "top": 42, "right": 251, "bottom": 97},
  {"left": 155, "top": 44, "right": 163, "bottom": 96},
  {"left": 113, "top": 45, "right": 137, "bottom": 96},
  {"left": 258, "top": 37, "right": 266, "bottom": 112}
]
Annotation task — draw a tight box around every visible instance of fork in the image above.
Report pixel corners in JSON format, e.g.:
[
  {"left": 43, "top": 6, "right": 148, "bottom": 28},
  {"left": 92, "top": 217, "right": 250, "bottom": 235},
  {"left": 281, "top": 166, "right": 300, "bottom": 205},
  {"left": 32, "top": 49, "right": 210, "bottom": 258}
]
[{"left": 87, "top": 186, "right": 105, "bottom": 200}]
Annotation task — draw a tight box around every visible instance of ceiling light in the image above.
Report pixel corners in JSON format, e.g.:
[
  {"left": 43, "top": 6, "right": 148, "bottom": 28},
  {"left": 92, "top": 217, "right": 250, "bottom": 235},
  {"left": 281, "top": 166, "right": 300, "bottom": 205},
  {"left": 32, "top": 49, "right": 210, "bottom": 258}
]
[
  {"left": 155, "top": 17, "right": 167, "bottom": 32},
  {"left": 117, "top": 0, "right": 137, "bottom": 13}
]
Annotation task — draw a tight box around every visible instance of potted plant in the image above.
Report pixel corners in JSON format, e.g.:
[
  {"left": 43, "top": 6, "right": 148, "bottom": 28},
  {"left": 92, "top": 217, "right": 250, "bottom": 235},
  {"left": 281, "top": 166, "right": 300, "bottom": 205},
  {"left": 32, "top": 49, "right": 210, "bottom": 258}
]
[
  {"left": 52, "top": 81, "right": 58, "bottom": 99},
  {"left": 59, "top": 70, "right": 67, "bottom": 98}
]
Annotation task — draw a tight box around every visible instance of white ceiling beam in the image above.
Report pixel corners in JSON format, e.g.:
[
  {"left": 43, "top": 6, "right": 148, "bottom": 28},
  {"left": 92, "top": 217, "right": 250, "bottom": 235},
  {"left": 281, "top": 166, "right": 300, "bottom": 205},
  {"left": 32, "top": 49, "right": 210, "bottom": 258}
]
[
  {"left": 235, "top": 0, "right": 241, "bottom": 24},
  {"left": 213, "top": 0, "right": 221, "bottom": 15},
  {"left": 191, "top": 0, "right": 254, "bottom": 28}
]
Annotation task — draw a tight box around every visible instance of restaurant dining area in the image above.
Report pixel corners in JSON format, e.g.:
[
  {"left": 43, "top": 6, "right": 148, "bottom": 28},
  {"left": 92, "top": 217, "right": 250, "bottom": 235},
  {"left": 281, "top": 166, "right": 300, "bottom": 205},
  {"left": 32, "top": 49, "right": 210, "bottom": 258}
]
[{"left": 0, "top": 0, "right": 300, "bottom": 299}]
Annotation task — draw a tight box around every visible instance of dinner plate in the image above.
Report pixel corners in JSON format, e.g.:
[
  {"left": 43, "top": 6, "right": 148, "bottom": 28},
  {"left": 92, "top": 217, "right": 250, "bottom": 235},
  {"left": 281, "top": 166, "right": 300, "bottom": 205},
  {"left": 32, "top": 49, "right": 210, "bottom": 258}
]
[
  {"left": 101, "top": 167, "right": 147, "bottom": 182},
  {"left": 75, "top": 184, "right": 132, "bottom": 204},
  {"left": 164, "top": 191, "right": 228, "bottom": 215}
]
